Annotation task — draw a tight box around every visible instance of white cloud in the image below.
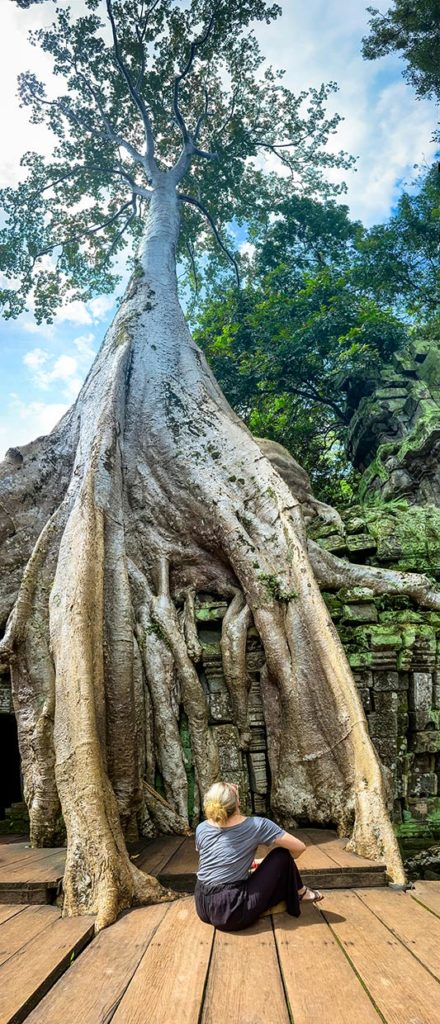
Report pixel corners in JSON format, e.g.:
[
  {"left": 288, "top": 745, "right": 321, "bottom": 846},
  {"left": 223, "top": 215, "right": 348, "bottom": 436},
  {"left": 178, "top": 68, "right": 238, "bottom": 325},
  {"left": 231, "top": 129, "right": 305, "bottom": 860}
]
[
  {"left": 22, "top": 349, "right": 79, "bottom": 392},
  {"left": 54, "top": 300, "right": 93, "bottom": 326},
  {"left": 0, "top": 396, "right": 69, "bottom": 460},
  {"left": 239, "top": 241, "right": 256, "bottom": 259},
  {"left": 88, "top": 295, "right": 115, "bottom": 320},
  {"left": 253, "top": 1, "right": 438, "bottom": 225},
  {"left": 73, "top": 332, "right": 96, "bottom": 358},
  {"left": 50, "top": 355, "right": 78, "bottom": 380},
  {"left": 23, "top": 347, "right": 48, "bottom": 370}
]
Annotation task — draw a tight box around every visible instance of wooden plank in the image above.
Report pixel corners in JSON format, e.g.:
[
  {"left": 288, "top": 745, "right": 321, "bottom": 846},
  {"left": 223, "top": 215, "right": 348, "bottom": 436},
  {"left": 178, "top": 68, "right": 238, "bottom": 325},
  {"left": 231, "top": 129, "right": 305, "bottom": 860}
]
[
  {"left": 321, "top": 890, "right": 440, "bottom": 1024},
  {"left": 300, "top": 869, "right": 386, "bottom": 889},
  {"left": 202, "top": 917, "right": 289, "bottom": 1024},
  {"left": 274, "top": 903, "right": 380, "bottom": 1024},
  {"left": 0, "top": 906, "right": 58, "bottom": 968},
  {"left": 0, "top": 846, "right": 65, "bottom": 870},
  {"left": 158, "top": 837, "right": 199, "bottom": 891},
  {"left": 293, "top": 839, "right": 339, "bottom": 872},
  {"left": 0, "top": 838, "right": 28, "bottom": 847},
  {"left": 412, "top": 880, "right": 440, "bottom": 918},
  {"left": 357, "top": 888, "right": 440, "bottom": 980},
  {"left": 304, "top": 830, "right": 384, "bottom": 870},
  {"left": 25, "top": 905, "right": 168, "bottom": 1024},
  {"left": 112, "top": 898, "right": 214, "bottom": 1024},
  {"left": 0, "top": 887, "right": 55, "bottom": 906},
  {"left": 158, "top": 836, "right": 197, "bottom": 876},
  {"left": 0, "top": 912, "right": 94, "bottom": 1024},
  {"left": 135, "top": 835, "right": 187, "bottom": 876},
  {"left": 0, "top": 853, "right": 65, "bottom": 886},
  {"left": 0, "top": 907, "right": 27, "bottom": 928}
]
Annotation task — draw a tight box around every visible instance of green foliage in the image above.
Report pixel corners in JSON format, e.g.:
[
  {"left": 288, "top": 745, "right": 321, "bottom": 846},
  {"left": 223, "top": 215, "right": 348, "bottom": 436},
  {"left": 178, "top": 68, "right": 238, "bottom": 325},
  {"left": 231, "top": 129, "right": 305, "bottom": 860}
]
[
  {"left": 353, "top": 163, "right": 440, "bottom": 319},
  {"left": 0, "top": 0, "right": 353, "bottom": 321},
  {"left": 363, "top": 1, "right": 440, "bottom": 116},
  {"left": 192, "top": 193, "right": 407, "bottom": 503}
]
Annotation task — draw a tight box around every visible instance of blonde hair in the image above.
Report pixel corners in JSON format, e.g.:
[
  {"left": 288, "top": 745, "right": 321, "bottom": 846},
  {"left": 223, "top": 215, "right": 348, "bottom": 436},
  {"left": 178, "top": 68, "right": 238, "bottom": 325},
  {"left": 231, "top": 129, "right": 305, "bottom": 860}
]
[{"left": 203, "top": 782, "right": 238, "bottom": 826}]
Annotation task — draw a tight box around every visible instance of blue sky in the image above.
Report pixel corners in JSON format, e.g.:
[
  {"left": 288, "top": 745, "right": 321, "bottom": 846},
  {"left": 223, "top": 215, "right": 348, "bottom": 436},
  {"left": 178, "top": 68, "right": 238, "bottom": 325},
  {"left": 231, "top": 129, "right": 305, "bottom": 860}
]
[{"left": 0, "top": 0, "right": 438, "bottom": 459}]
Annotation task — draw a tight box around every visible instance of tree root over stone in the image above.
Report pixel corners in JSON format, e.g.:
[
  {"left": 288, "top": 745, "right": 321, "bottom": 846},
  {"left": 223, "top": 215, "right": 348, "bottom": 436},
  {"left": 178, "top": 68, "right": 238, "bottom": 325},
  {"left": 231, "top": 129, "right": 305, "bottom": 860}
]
[{"left": 2, "top": 185, "right": 435, "bottom": 924}]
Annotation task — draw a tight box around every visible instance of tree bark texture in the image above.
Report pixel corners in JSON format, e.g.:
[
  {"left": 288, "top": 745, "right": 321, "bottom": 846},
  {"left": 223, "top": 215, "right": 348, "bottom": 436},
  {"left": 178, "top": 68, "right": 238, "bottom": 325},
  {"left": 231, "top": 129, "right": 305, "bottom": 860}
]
[{"left": 4, "top": 177, "right": 440, "bottom": 924}]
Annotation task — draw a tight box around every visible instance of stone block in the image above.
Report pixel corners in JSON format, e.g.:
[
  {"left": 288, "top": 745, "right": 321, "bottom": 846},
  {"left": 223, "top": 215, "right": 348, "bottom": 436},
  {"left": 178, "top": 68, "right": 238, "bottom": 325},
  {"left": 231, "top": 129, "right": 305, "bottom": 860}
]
[
  {"left": 409, "top": 672, "right": 433, "bottom": 711},
  {"left": 338, "top": 587, "right": 375, "bottom": 602},
  {"left": 409, "top": 731, "right": 440, "bottom": 754},
  {"left": 248, "top": 677, "right": 265, "bottom": 725},
  {"left": 318, "top": 535, "right": 347, "bottom": 554},
  {"left": 398, "top": 713, "right": 409, "bottom": 736},
  {"left": 369, "top": 711, "right": 398, "bottom": 738},
  {"left": 196, "top": 600, "right": 227, "bottom": 621},
  {"left": 374, "top": 691, "right": 398, "bottom": 713},
  {"left": 409, "top": 710, "right": 440, "bottom": 732},
  {"left": 373, "top": 671, "right": 399, "bottom": 692},
  {"left": 248, "top": 752, "right": 268, "bottom": 795},
  {"left": 397, "top": 672, "right": 410, "bottom": 691},
  {"left": 409, "top": 772, "right": 438, "bottom": 797},
  {"left": 209, "top": 691, "right": 233, "bottom": 722},
  {"left": 358, "top": 687, "right": 372, "bottom": 713},
  {"left": 346, "top": 534, "right": 377, "bottom": 555},
  {"left": 252, "top": 794, "right": 268, "bottom": 814},
  {"left": 246, "top": 650, "right": 265, "bottom": 673},
  {"left": 353, "top": 670, "right": 373, "bottom": 688},
  {"left": 0, "top": 682, "right": 12, "bottom": 714},
  {"left": 412, "top": 752, "right": 435, "bottom": 773},
  {"left": 214, "top": 724, "right": 242, "bottom": 772},
  {"left": 248, "top": 726, "right": 267, "bottom": 752},
  {"left": 342, "top": 603, "right": 378, "bottom": 624},
  {"left": 407, "top": 796, "right": 440, "bottom": 821},
  {"left": 372, "top": 736, "right": 397, "bottom": 767},
  {"left": 433, "top": 671, "right": 440, "bottom": 710}
]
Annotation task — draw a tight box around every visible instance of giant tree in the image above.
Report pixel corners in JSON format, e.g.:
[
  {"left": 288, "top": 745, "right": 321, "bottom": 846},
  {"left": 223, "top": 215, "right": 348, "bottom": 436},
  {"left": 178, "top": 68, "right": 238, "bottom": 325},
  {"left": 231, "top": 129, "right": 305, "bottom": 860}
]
[{"left": 2, "top": 0, "right": 440, "bottom": 929}]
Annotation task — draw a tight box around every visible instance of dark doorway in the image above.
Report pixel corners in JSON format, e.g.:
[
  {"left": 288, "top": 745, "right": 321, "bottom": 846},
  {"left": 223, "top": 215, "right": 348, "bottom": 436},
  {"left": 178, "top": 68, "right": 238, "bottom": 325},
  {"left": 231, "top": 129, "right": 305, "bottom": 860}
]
[{"left": 0, "top": 715, "right": 22, "bottom": 819}]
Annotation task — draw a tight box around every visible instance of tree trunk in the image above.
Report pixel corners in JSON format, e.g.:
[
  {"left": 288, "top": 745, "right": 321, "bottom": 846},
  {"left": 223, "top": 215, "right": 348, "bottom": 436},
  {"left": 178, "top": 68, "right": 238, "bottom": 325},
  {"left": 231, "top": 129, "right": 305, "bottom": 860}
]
[{"left": 0, "top": 173, "right": 421, "bottom": 926}]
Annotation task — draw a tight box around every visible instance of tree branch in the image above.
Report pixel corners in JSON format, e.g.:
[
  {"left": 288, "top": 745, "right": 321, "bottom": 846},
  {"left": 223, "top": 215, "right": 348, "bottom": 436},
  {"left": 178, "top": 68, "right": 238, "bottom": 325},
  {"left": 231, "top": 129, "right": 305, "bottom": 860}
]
[
  {"left": 105, "top": 0, "right": 157, "bottom": 173},
  {"left": 178, "top": 192, "right": 240, "bottom": 287},
  {"left": 30, "top": 200, "right": 134, "bottom": 263},
  {"left": 26, "top": 76, "right": 146, "bottom": 170},
  {"left": 173, "top": 8, "right": 217, "bottom": 146}
]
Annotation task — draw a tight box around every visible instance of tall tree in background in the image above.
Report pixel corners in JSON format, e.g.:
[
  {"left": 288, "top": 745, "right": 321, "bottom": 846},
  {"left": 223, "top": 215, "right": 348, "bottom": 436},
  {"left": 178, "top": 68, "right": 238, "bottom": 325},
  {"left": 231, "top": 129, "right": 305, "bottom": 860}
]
[
  {"left": 3, "top": 0, "right": 440, "bottom": 928},
  {"left": 192, "top": 194, "right": 408, "bottom": 503}
]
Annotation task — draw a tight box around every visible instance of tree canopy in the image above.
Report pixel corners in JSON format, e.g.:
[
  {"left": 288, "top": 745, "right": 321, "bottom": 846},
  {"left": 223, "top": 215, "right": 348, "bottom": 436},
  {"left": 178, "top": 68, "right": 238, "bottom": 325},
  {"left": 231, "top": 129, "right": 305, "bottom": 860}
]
[
  {"left": 0, "top": 0, "right": 352, "bottom": 323},
  {"left": 192, "top": 191, "right": 411, "bottom": 504}
]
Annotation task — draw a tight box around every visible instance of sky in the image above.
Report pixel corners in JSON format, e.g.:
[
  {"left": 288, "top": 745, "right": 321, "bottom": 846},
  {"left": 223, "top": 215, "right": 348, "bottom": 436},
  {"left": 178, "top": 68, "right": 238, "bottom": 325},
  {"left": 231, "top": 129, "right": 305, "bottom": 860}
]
[{"left": 0, "top": 0, "right": 438, "bottom": 459}]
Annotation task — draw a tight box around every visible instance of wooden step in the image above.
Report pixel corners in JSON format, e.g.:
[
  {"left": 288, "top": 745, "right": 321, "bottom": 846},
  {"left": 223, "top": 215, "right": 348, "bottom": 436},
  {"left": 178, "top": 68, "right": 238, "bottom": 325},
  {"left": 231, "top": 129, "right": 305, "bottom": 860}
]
[
  {"left": 0, "top": 847, "right": 65, "bottom": 905},
  {"left": 0, "top": 828, "right": 387, "bottom": 908},
  {"left": 156, "top": 832, "right": 387, "bottom": 892}
]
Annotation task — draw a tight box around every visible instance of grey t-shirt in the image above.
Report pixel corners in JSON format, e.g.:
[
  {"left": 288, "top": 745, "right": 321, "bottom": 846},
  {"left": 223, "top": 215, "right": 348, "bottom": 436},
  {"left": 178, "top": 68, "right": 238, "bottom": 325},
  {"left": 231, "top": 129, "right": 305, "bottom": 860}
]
[{"left": 195, "top": 815, "right": 285, "bottom": 885}]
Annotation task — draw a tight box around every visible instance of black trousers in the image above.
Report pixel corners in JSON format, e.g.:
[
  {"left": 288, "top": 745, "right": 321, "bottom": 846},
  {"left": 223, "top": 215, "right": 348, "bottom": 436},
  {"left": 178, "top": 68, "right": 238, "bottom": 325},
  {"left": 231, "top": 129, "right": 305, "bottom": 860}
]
[{"left": 194, "top": 847, "right": 303, "bottom": 932}]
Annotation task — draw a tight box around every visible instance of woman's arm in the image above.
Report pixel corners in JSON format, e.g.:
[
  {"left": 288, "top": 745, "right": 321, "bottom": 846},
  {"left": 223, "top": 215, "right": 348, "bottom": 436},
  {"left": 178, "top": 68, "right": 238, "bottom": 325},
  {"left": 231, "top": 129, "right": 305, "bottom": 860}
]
[{"left": 272, "top": 831, "right": 307, "bottom": 859}]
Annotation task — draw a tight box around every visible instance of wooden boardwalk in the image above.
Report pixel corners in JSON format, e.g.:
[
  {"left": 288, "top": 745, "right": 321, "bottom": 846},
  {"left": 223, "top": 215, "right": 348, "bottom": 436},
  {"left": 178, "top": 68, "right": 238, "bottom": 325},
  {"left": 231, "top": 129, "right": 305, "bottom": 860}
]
[
  {"left": 0, "top": 881, "right": 438, "bottom": 1023},
  {"left": 0, "top": 829, "right": 387, "bottom": 905}
]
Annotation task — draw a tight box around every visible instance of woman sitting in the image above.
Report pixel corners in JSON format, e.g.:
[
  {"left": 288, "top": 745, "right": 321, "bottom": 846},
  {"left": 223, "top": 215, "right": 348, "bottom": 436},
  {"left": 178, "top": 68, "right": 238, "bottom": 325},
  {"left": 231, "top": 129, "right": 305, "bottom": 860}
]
[{"left": 194, "top": 780, "right": 323, "bottom": 932}]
